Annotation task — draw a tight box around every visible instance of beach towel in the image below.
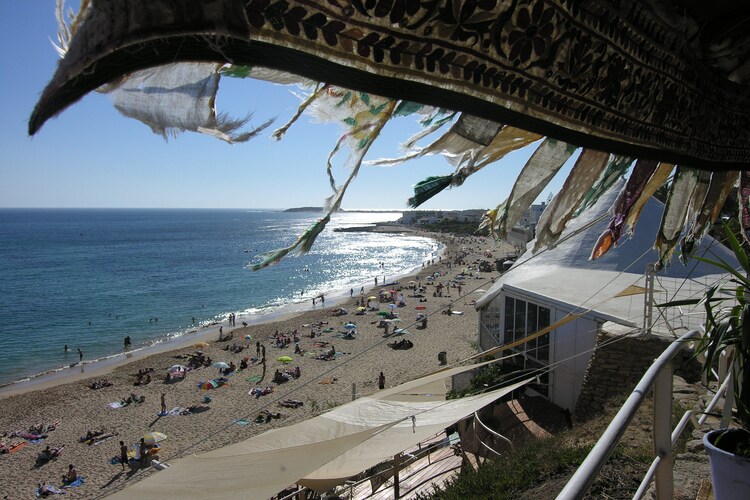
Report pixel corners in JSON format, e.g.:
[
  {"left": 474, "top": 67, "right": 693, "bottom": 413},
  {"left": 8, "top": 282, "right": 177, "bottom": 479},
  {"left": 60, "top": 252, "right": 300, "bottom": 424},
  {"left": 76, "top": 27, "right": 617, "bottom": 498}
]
[
  {"left": 108, "top": 402, "right": 127, "bottom": 409},
  {"left": 35, "top": 485, "right": 66, "bottom": 497},
  {"left": 233, "top": 419, "right": 249, "bottom": 426},
  {"left": 9, "top": 441, "right": 27, "bottom": 453},
  {"left": 63, "top": 477, "right": 85, "bottom": 488},
  {"left": 245, "top": 375, "right": 262, "bottom": 383}
]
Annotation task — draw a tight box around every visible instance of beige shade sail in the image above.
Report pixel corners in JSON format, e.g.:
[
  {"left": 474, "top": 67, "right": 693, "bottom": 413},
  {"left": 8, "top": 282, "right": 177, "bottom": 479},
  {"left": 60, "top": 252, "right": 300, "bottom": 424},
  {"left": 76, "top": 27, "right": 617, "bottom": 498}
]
[{"left": 111, "top": 360, "right": 530, "bottom": 498}]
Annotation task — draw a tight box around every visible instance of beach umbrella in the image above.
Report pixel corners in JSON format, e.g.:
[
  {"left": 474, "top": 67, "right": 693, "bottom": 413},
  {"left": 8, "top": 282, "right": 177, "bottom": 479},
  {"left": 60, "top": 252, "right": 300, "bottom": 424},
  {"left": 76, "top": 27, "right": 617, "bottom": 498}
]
[
  {"left": 168, "top": 364, "right": 188, "bottom": 373},
  {"left": 367, "top": 296, "right": 377, "bottom": 301},
  {"left": 384, "top": 318, "right": 402, "bottom": 323},
  {"left": 415, "top": 305, "right": 427, "bottom": 310},
  {"left": 277, "top": 356, "right": 293, "bottom": 364},
  {"left": 377, "top": 311, "right": 389, "bottom": 317},
  {"left": 212, "top": 361, "right": 230, "bottom": 370},
  {"left": 356, "top": 306, "right": 366, "bottom": 311},
  {"left": 344, "top": 323, "right": 357, "bottom": 330},
  {"left": 198, "top": 380, "right": 219, "bottom": 390},
  {"left": 387, "top": 303, "right": 397, "bottom": 310},
  {"left": 142, "top": 432, "right": 168, "bottom": 445}
]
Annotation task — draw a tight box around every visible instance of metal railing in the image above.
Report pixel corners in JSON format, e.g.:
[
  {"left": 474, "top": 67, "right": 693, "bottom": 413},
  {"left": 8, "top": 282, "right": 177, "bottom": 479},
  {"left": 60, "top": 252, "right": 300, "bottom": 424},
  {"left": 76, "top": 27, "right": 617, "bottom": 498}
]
[
  {"left": 557, "top": 330, "right": 701, "bottom": 499},
  {"left": 557, "top": 330, "right": 736, "bottom": 500}
]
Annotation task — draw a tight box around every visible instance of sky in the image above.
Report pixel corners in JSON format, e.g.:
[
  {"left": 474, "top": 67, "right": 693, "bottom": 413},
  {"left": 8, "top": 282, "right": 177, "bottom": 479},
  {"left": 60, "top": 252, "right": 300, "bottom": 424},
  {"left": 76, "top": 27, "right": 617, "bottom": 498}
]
[{"left": 0, "top": 2, "right": 574, "bottom": 211}]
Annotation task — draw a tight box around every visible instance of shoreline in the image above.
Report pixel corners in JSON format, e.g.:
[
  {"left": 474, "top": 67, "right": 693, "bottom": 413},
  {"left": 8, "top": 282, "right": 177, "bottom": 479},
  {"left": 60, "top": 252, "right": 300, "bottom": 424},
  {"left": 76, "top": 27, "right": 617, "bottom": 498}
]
[
  {"left": 0, "top": 232, "right": 514, "bottom": 499},
  {"left": 0, "top": 228, "right": 444, "bottom": 399}
]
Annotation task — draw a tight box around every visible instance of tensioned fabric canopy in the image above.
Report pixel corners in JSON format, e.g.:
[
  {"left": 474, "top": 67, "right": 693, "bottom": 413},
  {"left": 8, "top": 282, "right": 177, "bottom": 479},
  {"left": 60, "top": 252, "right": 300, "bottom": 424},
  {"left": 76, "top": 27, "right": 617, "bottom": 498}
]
[{"left": 110, "top": 359, "right": 531, "bottom": 499}]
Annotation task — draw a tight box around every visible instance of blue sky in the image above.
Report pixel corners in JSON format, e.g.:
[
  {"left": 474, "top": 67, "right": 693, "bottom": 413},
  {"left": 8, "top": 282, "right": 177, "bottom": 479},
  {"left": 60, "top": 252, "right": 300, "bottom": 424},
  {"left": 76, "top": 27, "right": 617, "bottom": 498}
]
[{"left": 0, "top": 2, "right": 571, "bottom": 210}]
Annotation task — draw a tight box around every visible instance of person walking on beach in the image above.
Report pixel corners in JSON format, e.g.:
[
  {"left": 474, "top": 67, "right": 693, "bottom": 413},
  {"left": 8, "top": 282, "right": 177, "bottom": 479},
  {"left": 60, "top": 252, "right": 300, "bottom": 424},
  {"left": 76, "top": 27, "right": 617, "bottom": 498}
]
[
  {"left": 77, "top": 348, "right": 83, "bottom": 362},
  {"left": 119, "top": 441, "right": 128, "bottom": 471},
  {"left": 161, "top": 393, "right": 166, "bottom": 415},
  {"left": 139, "top": 438, "right": 148, "bottom": 467},
  {"left": 378, "top": 371, "right": 385, "bottom": 390},
  {"left": 124, "top": 336, "right": 131, "bottom": 349},
  {"left": 350, "top": 288, "right": 353, "bottom": 297},
  {"left": 256, "top": 341, "right": 261, "bottom": 358}
]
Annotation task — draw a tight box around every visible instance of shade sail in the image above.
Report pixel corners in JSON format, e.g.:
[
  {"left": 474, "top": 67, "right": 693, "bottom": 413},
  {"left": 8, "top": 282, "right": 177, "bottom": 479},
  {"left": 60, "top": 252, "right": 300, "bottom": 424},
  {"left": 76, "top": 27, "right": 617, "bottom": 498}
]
[{"left": 110, "top": 360, "right": 530, "bottom": 498}]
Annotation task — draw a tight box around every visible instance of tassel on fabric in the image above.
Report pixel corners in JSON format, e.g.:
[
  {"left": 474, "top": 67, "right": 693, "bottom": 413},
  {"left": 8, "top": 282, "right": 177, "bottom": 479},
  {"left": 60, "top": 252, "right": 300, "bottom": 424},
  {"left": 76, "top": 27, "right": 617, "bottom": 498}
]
[
  {"left": 272, "top": 83, "right": 328, "bottom": 140},
  {"left": 740, "top": 171, "right": 750, "bottom": 246},
  {"left": 679, "top": 171, "right": 738, "bottom": 264},
  {"left": 251, "top": 215, "right": 331, "bottom": 270},
  {"left": 590, "top": 159, "right": 659, "bottom": 260},
  {"left": 534, "top": 149, "right": 610, "bottom": 252},
  {"left": 495, "top": 139, "right": 577, "bottom": 239},
  {"left": 253, "top": 94, "right": 397, "bottom": 270},
  {"left": 574, "top": 155, "right": 634, "bottom": 216},
  {"left": 407, "top": 175, "right": 454, "bottom": 207},
  {"left": 624, "top": 162, "right": 674, "bottom": 235},
  {"left": 655, "top": 167, "right": 699, "bottom": 269}
]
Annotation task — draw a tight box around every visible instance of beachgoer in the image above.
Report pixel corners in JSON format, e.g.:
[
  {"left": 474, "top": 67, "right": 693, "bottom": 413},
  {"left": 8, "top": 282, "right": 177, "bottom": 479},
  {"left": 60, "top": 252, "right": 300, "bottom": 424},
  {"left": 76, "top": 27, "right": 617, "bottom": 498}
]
[
  {"left": 119, "top": 441, "right": 128, "bottom": 471},
  {"left": 320, "top": 294, "right": 325, "bottom": 306},
  {"left": 350, "top": 288, "right": 353, "bottom": 297},
  {"left": 375, "top": 277, "right": 378, "bottom": 286},
  {"left": 360, "top": 287, "right": 364, "bottom": 295},
  {"left": 64, "top": 345, "right": 69, "bottom": 352},
  {"left": 77, "top": 348, "right": 83, "bottom": 362},
  {"left": 378, "top": 371, "right": 385, "bottom": 390},
  {"left": 192, "top": 317, "right": 195, "bottom": 325},
  {"left": 124, "top": 336, "right": 131, "bottom": 349},
  {"left": 62, "top": 464, "right": 77, "bottom": 484},
  {"left": 160, "top": 393, "right": 166, "bottom": 414},
  {"left": 139, "top": 438, "right": 148, "bottom": 467}
]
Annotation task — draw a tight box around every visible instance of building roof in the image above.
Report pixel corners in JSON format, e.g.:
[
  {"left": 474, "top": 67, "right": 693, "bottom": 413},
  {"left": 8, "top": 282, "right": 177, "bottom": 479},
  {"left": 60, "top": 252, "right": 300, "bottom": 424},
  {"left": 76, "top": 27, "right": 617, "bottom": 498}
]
[{"left": 476, "top": 178, "right": 738, "bottom": 333}]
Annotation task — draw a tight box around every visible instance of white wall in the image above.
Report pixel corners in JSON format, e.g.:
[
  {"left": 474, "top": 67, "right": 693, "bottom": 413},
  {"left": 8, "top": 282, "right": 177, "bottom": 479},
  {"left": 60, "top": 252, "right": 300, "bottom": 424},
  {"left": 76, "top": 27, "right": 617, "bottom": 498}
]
[{"left": 548, "top": 312, "right": 599, "bottom": 411}]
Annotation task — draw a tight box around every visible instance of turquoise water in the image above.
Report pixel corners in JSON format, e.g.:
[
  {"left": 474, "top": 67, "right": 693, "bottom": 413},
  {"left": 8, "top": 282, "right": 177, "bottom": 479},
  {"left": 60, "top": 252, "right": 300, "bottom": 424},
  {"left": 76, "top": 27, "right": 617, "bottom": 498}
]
[{"left": 0, "top": 209, "right": 439, "bottom": 385}]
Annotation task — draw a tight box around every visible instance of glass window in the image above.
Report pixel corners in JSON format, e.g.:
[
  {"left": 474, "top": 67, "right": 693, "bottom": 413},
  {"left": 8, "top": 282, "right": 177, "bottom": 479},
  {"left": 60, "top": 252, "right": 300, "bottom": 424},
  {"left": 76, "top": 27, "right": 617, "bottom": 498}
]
[
  {"left": 514, "top": 299, "right": 526, "bottom": 344},
  {"left": 504, "top": 297, "right": 515, "bottom": 343}
]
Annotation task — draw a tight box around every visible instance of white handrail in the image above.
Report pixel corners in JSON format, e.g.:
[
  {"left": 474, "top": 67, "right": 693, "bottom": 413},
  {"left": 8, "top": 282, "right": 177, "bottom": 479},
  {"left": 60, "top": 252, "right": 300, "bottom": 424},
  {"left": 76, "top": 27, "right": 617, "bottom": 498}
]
[{"left": 556, "top": 330, "right": 701, "bottom": 500}]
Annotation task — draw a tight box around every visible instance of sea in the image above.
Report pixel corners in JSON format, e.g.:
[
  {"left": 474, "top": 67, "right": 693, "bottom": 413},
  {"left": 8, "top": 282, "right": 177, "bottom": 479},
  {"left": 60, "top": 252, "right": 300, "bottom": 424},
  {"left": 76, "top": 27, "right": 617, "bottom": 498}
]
[{"left": 0, "top": 209, "right": 441, "bottom": 387}]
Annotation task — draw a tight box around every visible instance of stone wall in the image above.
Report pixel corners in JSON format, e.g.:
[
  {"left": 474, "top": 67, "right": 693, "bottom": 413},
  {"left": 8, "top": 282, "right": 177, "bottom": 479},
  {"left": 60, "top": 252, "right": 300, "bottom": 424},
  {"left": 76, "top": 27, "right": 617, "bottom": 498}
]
[{"left": 574, "top": 333, "right": 701, "bottom": 421}]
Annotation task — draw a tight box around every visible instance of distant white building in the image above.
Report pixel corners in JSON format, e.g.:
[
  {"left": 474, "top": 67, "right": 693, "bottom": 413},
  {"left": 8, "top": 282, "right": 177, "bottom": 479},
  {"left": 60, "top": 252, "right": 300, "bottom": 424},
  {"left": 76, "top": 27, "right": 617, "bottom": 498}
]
[
  {"left": 398, "top": 209, "right": 485, "bottom": 225},
  {"left": 505, "top": 202, "right": 547, "bottom": 249},
  {"left": 475, "top": 179, "right": 737, "bottom": 412}
]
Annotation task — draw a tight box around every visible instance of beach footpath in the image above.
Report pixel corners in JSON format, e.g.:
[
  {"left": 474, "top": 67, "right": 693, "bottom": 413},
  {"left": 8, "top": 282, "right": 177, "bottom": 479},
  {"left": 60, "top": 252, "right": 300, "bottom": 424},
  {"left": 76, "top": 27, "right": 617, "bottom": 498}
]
[{"left": 0, "top": 233, "right": 515, "bottom": 499}]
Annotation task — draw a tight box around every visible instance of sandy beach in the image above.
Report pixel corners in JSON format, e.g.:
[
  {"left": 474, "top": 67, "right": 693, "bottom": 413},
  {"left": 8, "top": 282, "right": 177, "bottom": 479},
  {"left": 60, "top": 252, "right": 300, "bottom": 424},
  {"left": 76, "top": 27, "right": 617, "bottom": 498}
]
[{"left": 0, "top": 232, "right": 514, "bottom": 499}]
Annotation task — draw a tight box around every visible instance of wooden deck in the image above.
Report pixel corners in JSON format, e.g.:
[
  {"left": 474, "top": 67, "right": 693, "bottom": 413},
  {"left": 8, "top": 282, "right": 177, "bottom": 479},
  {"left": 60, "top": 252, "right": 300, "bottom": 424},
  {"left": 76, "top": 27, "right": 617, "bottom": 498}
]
[{"left": 348, "top": 445, "right": 467, "bottom": 500}]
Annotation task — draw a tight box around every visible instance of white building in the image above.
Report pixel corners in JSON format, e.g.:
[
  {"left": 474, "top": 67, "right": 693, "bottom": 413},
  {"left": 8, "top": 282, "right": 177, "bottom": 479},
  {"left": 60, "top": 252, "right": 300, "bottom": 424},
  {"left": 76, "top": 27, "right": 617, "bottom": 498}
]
[{"left": 475, "top": 179, "right": 737, "bottom": 412}]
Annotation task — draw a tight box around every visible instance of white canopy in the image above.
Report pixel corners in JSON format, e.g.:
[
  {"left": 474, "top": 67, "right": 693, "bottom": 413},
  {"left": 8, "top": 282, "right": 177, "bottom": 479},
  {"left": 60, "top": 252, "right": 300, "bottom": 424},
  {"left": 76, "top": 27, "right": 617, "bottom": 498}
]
[
  {"left": 112, "top": 362, "right": 531, "bottom": 499},
  {"left": 476, "top": 179, "right": 738, "bottom": 333}
]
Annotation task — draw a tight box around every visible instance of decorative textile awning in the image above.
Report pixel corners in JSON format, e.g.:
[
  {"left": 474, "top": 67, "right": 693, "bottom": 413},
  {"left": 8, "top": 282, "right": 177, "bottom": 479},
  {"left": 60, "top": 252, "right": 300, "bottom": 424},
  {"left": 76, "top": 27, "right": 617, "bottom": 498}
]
[{"left": 28, "top": 1, "right": 750, "bottom": 270}]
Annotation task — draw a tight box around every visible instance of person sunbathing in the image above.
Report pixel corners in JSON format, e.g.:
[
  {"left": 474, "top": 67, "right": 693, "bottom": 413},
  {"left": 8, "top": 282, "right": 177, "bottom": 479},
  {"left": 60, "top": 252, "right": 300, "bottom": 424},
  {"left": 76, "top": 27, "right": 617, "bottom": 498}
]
[
  {"left": 29, "top": 421, "right": 59, "bottom": 434},
  {"left": 279, "top": 399, "right": 304, "bottom": 408},
  {"left": 13, "top": 430, "right": 47, "bottom": 440},
  {"left": 37, "top": 445, "right": 64, "bottom": 463}
]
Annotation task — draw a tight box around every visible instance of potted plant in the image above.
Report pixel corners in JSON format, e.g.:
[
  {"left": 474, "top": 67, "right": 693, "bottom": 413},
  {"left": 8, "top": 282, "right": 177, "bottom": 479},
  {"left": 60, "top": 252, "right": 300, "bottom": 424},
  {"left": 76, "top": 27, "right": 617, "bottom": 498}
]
[{"left": 660, "top": 222, "right": 750, "bottom": 499}]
